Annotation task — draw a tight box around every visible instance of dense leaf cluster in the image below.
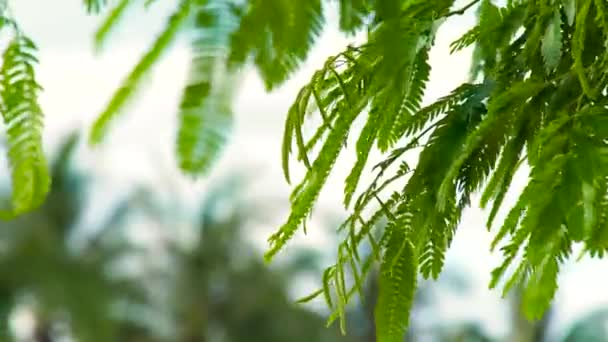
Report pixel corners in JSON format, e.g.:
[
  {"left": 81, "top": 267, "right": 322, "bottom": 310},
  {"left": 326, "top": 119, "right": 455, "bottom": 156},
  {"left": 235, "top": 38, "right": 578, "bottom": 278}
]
[
  {"left": 271, "top": 0, "right": 608, "bottom": 341},
  {"left": 2, "top": 0, "right": 608, "bottom": 341}
]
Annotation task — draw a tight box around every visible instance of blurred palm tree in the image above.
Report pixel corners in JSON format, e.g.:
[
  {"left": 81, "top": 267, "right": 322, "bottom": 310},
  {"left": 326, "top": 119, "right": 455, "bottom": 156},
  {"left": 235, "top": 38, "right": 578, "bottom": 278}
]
[
  {"left": 562, "top": 309, "right": 608, "bottom": 342},
  {"left": 0, "top": 132, "right": 354, "bottom": 341},
  {"left": 0, "top": 133, "right": 145, "bottom": 341},
  {"left": 165, "top": 176, "right": 349, "bottom": 342}
]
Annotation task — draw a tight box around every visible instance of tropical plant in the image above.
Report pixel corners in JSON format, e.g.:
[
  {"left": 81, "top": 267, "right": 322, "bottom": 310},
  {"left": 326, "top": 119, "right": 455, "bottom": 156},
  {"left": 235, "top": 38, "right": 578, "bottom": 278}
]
[
  {"left": 269, "top": 1, "right": 608, "bottom": 341},
  {"left": 166, "top": 175, "right": 349, "bottom": 342},
  {"left": 562, "top": 308, "right": 608, "bottom": 342},
  {"left": 2, "top": 0, "right": 608, "bottom": 341},
  {"left": 0, "top": 134, "right": 145, "bottom": 341}
]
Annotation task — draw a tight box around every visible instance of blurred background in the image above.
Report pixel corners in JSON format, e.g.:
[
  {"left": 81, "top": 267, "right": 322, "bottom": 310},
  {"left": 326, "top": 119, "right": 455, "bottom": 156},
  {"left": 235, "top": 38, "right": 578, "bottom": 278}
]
[{"left": 0, "top": 0, "right": 608, "bottom": 341}]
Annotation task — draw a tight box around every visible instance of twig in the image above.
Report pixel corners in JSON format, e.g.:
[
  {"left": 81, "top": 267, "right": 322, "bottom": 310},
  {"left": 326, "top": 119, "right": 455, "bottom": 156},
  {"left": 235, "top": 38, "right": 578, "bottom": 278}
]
[{"left": 446, "top": 0, "right": 482, "bottom": 17}]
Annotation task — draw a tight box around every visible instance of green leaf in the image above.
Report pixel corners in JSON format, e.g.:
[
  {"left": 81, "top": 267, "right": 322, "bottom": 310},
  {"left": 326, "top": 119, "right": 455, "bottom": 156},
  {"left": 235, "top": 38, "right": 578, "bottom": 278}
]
[
  {"left": 522, "top": 258, "right": 559, "bottom": 320},
  {"left": 295, "top": 288, "right": 324, "bottom": 304},
  {"left": 266, "top": 98, "right": 362, "bottom": 260},
  {"left": 541, "top": 9, "right": 562, "bottom": 71},
  {"left": 477, "top": 0, "right": 502, "bottom": 71},
  {"left": 94, "top": 0, "right": 132, "bottom": 52},
  {"left": 229, "top": 0, "right": 325, "bottom": 90},
  {"left": 176, "top": 1, "right": 239, "bottom": 175},
  {"left": 338, "top": 0, "right": 371, "bottom": 33},
  {"left": 0, "top": 35, "right": 50, "bottom": 217},
  {"left": 563, "top": 0, "right": 576, "bottom": 26},
  {"left": 89, "top": 0, "right": 192, "bottom": 145},
  {"left": 572, "top": 0, "right": 595, "bottom": 99},
  {"left": 375, "top": 235, "right": 417, "bottom": 342}
]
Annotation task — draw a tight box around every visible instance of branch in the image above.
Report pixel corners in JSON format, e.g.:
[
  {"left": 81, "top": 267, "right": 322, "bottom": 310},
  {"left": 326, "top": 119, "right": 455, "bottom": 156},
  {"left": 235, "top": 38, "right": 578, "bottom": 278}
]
[{"left": 446, "top": 0, "right": 481, "bottom": 17}]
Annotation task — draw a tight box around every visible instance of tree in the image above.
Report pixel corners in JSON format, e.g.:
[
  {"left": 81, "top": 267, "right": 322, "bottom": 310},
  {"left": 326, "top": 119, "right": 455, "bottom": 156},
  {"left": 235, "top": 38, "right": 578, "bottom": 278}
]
[
  {"left": 0, "top": 135, "right": 351, "bottom": 341},
  {"left": 165, "top": 176, "right": 349, "bottom": 342},
  {"left": 0, "top": 133, "right": 144, "bottom": 341},
  {"left": 562, "top": 308, "right": 608, "bottom": 342},
  {"left": 2, "top": 0, "right": 608, "bottom": 341}
]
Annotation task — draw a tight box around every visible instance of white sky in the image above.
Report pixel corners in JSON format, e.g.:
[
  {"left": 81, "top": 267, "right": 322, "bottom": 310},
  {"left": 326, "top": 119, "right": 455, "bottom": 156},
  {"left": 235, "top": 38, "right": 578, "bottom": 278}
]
[{"left": 5, "top": 0, "right": 608, "bottom": 340}]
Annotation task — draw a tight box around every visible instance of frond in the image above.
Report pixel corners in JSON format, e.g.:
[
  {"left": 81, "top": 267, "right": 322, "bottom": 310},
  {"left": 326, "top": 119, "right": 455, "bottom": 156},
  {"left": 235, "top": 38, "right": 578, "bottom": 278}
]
[
  {"left": 343, "top": 46, "right": 431, "bottom": 208},
  {"left": 343, "top": 104, "right": 380, "bottom": 208},
  {"left": 47, "top": 0, "right": 608, "bottom": 339},
  {"left": 337, "top": 0, "right": 372, "bottom": 34},
  {"left": 437, "top": 80, "right": 546, "bottom": 211},
  {"left": 228, "top": 0, "right": 325, "bottom": 89},
  {"left": 390, "top": 47, "right": 431, "bottom": 143},
  {"left": 398, "top": 82, "right": 482, "bottom": 138},
  {"left": 371, "top": 8, "right": 443, "bottom": 151},
  {"left": 450, "top": 26, "right": 479, "bottom": 53},
  {"left": 94, "top": 0, "right": 132, "bottom": 51},
  {"left": 476, "top": 0, "right": 502, "bottom": 72},
  {"left": 176, "top": 0, "right": 239, "bottom": 175},
  {"left": 266, "top": 97, "right": 363, "bottom": 260},
  {"left": 572, "top": 0, "right": 595, "bottom": 98},
  {"left": 541, "top": 9, "right": 562, "bottom": 72},
  {"left": 89, "top": 0, "right": 192, "bottom": 145},
  {"left": 0, "top": 34, "right": 50, "bottom": 217},
  {"left": 375, "top": 229, "right": 417, "bottom": 342}
]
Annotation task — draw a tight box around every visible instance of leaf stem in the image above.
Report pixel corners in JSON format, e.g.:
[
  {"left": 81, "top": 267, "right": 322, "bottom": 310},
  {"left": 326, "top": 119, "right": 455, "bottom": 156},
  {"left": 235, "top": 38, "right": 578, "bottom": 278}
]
[{"left": 446, "top": 0, "right": 481, "bottom": 17}]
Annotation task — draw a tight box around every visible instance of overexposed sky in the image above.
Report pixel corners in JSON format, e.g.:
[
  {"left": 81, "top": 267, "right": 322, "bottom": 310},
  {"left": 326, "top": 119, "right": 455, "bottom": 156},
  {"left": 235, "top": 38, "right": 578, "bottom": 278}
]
[{"left": 5, "top": 0, "right": 608, "bottom": 339}]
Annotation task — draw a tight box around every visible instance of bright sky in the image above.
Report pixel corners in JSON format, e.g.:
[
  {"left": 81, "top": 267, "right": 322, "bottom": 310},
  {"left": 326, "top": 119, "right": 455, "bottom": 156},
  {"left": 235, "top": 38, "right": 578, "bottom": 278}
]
[{"left": 6, "top": 0, "right": 608, "bottom": 340}]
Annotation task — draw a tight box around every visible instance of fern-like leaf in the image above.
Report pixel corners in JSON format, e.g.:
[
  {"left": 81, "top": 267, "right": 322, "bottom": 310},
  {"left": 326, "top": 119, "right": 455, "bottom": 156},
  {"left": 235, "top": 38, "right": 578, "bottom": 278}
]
[
  {"left": 338, "top": 0, "right": 372, "bottom": 34},
  {"left": 0, "top": 34, "right": 50, "bottom": 217},
  {"left": 229, "top": 0, "right": 325, "bottom": 89},
  {"left": 176, "top": 1, "right": 239, "bottom": 175},
  {"left": 266, "top": 99, "right": 363, "bottom": 260},
  {"left": 375, "top": 231, "right": 417, "bottom": 342},
  {"left": 94, "top": 0, "right": 132, "bottom": 52},
  {"left": 89, "top": 0, "right": 192, "bottom": 145},
  {"left": 541, "top": 9, "right": 562, "bottom": 71}
]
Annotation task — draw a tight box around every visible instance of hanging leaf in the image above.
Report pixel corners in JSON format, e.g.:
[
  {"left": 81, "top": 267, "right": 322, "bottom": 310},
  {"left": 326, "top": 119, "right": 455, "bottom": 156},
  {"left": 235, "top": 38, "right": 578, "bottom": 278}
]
[
  {"left": 375, "top": 235, "right": 417, "bottom": 342},
  {"left": 0, "top": 35, "right": 50, "bottom": 218},
  {"left": 563, "top": 0, "right": 576, "bottom": 26},
  {"left": 541, "top": 9, "right": 562, "bottom": 71}
]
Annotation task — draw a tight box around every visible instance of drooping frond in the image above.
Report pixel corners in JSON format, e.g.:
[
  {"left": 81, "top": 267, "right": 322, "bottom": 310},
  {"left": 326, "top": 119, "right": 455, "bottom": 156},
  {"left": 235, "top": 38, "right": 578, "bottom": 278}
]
[
  {"left": 337, "top": 0, "right": 372, "bottom": 34},
  {"left": 228, "top": 0, "right": 325, "bottom": 89},
  {"left": 176, "top": 0, "right": 239, "bottom": 175},
  {"left": 88, "top": 0, "right": 329, "bottom": 178},
  {"left": 6, "top": 0, "right": 608, "bottom": 340},
  {"left": 0, "top": 34, "right": 50, "bottom": 218},
  {"left": 94, "top": 0, "right": 133, "bottom": 51},
  {"left": 541, "top": 8, "right": 562, "bottom": 72},
  {"left": 375, "top": 230, "right": 417, "bottom": 342},
  {"left": 267, "top": 67, "right": 366, "bottom": 258},
  {"left": 268, "top": 0, "right": 608, "bottom": 339},
  {"left": 89, "top": 0, "right": 192, "bottom": 145}
]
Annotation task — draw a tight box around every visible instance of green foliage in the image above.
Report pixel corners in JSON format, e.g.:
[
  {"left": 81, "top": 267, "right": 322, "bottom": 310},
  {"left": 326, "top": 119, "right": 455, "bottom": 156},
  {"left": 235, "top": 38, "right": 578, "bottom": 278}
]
[
  {"left": 176, "top": 0, "right": 238, "bottom": 174},
  {"left": 229, "top": 0, "right": 325, "bottom": 89},
  {"left": 94, "top": 0, "right": 132, "bottom": 51},
  {"left": 4, "top": 0, "right": 608, "bottom": 341},
  {"left": 0, "top": 29, "right": 50, "bottom": 219},
  {"left": 337, "top": 0, "right": 372, "bottom": 34},
  {"left": 169, "top": 176, "right": 349, "bottom": 342},
  {"left": 265, "top": 0, "right": 608, "bottom": 341},
  {"left": 0, "top": 134, "right": 138, "bottom": 341},
  {"left": 375, "top": 230, "right": 417, "bottom": 342},
  {"left": 89, "top": 0, "right": 193, "bottom": 145}
]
